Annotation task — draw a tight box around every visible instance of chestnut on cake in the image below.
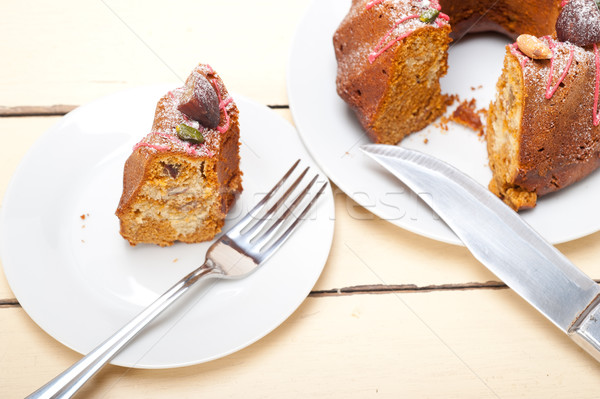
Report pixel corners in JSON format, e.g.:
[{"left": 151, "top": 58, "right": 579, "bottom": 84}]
[{"left": 116, "top": 64, "right": 242, "bottom": 246}]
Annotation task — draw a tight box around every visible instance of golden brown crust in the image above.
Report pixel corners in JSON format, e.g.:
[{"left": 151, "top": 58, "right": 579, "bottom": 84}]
[
  {"left": 115, "top": 64, "right": 242, "bottom": 246},
  {"left": 333, "top": 0, "right": 452, "bottom": 144},
  {"left": 333, "top": 0, "right": 600, "bottom": 211},
  {"left": 333, "top": 0, "right": 562, "bottom": 146},
  {"left": 488, "top": 41, "right": 600, "bottom": 210},
  {"left": 439, "top": 0, "right": 562, "bottom": 40}
]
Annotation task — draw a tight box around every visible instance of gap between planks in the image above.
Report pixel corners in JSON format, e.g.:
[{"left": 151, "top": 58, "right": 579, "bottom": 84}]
[
  {"left": 8, "top": 279, "right": 599, "bottom": 305},
  {"left": 309, "top": 281, "right": 508, "bottom": 297},
  {"left": 0, "top": 282, "right": 510, "bottom": 309}
]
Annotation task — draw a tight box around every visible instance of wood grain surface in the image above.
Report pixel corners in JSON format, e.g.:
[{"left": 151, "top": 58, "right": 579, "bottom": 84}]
[{"left": 2, "top": 1, "right": 600, "bottom": 398}]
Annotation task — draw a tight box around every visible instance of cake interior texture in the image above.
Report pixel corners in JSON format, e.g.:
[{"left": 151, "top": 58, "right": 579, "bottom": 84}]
[
  {"left": 372, "top": 27, "right": 451, "bottom": 144},
  {"left": 488, "top": 37, "right": 600, "bottom": 210},
  {"left": 333, "top": 0, "right": 600, "bottom": 211},
  {"left": 118, "top": 151, "right": 239, "bottom": 246},
  {"left": 487, "top": 54, "right": 536, "bottom": 210},
  {"left": 333, "top": 0, "right": 452, "bottom": 144},
  {"left": 116, "top": 64, "right": 242, "bottom": 246}
]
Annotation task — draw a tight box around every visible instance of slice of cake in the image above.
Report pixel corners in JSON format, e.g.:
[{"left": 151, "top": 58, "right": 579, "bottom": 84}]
[
  {"left": 116, "top": 64, "right": 242, "bottom": 246},
  {"left": 333, "top": 0, "right": 452, "bottom": 144},
  {"left": 487, "top": 0, "right": 600, "bottom": 210}
]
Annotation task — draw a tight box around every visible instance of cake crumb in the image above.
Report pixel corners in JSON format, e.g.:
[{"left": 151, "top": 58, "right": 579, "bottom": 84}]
[
  {"left": 173, "top": 258, "right": 179, "bottom": 263},
  {"left": 423, "top": 138, "right": 429, "bottom": 144},
  {"left": 443, "top": 93, "right": 459, "bottom": 107},
  {"left": 80, "top": 213, "right": 90, "bottom": 229},
  {"left": 449, "top": 99, "right": 485, "bottom": 137},
  {"left": 435, "top": 115, "right": 450, "bottom": 132}
]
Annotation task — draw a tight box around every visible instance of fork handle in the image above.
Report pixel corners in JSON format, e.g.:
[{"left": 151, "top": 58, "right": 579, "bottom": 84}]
[{"left": 27, "top": 260, "right": 220, "bottom": 399}]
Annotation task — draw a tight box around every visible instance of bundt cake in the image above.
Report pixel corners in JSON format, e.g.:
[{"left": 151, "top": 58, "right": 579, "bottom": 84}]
[
  {"left": 116, "top": 64, "right": 242, "bottom": 246},
  {"left": 488, "top": 0, "right": 600, "bottom": 210},
  {"left": 335, "top": 0, "right": 600, "bottom": 211},
  {"left": 333, "top": 0, "right": 562, "bottom": 145}
]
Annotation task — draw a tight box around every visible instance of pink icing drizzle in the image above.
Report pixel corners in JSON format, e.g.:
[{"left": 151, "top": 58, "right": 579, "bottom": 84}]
[
  {"left": 366, "top": 0, "right": 449, "bottom": 64},
  {"left": 133, "top": 142, "right": 170, "bottom": 152},
  {"left": 593, "top": 43, "right": 600, "bottom": 126},
  {"left": 206, "top": 64, "right": 233, "bottom": 133},
  {"left": 369, "top": 14, "right": 420, "bottom": 63},
  {"left": 366, "top": 0, "right": 384, "bottom": 9},
  {"left": 545, "top": 38, "right": 574, "bottom": 99},
  {"left": 435, "top": 13, "right": 450, "bottom": 27},
  {"left": 181, "top": 140, "right": 201, "bottom": 156},
  {"left": 510, "top": 43, "right": 529, "bottom": 68},
  {"left": 135, "top": 63, "right": 234, "bottom": 158},
  {"left": 147, "top": 131, "right": 214, "bottom": 157},
  {"left": 516, "top": 36, "right": 600, "bottom": 126},
  {"left": 216, "top": 97, "right": 233, "bottom": 133}
]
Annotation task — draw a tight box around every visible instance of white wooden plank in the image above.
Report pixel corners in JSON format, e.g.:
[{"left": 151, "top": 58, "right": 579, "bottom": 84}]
[
  {"left": 0, "top": 0, "right": 311, "bottom": 107},
  {"left": 2, "top": 116, "right": 600, "bottom": 298},
  {"left": 2, "top": 291, "right": 600, "bottom": 398}
]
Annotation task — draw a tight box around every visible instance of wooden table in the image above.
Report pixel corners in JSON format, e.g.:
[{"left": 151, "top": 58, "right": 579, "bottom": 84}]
[{"left": 2, "top": 1, "right": 600, "bottom": 397}]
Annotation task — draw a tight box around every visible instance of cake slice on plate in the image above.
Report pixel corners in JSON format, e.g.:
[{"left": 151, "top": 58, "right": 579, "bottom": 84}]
[
  {"left": 116, "top": 64, "right": 242, "bottom": 246},
  {"left": 488, "top": 0, "right": 600, "bottom": 210}
]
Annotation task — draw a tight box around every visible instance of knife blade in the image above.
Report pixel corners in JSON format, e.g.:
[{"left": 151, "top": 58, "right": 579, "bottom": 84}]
[{"left": 361, "top": 143, "right": 600, "bottom": 361}]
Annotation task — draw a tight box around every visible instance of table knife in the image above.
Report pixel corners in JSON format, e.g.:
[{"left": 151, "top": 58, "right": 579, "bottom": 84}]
[{"left": 361, "top": 144, "right": 600, "bottom": 361}]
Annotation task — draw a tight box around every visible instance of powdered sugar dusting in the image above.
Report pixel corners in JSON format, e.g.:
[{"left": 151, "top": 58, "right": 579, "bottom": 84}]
[
  {"left": 364, "top": 0, "right": 449, "bottom": 63},
  {"left": 135, "top": 64, "right": 236, "bottom": 158},
  {"left": 556, "top": 0, "right": 600, "bottom": 46},
  {"left": 592, "top": 43, "right": 600, "bottom": 125},
  {"left": 513, "top": 36, "right": 599, "bottom": 129},
  {"left": 510, "top": 43, "right": 529, "bottom": 68},
  {"left": 544, "top": 37, "right": 575, "bottom": 98}
]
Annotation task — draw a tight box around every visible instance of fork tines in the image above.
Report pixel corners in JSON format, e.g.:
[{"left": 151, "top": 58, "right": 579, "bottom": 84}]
[{"left": 229, "top": 160, "right": 328, "bottom": 261}]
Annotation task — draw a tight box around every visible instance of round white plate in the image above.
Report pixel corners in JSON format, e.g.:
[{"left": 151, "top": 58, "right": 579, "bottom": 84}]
[
  {"left": 288, "top": 0, "right": 600, "bottom": 245},
  {"left": 0, "top": 86, "right": 334, "bottom": 368}
]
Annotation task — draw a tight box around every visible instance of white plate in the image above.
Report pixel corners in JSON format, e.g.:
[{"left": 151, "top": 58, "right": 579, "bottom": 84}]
[
  {"left": 0, "top": 86, "right": 334, "bottom": 368},
  {"left": 288, "top": 0, "right": 600, "bottom": 245}
]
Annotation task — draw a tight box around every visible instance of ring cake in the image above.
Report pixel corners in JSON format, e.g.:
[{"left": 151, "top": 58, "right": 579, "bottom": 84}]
[
  {"left": 334, "top": 0, "right": 600, "bottom": 210},
  {"left": 116, "top": 64, "right": 242, "bottom": 246}
]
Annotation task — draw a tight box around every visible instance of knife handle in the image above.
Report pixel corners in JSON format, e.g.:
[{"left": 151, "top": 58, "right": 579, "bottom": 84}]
[{"left": 570, "top": 300, "right": 600, "bottom": 362}]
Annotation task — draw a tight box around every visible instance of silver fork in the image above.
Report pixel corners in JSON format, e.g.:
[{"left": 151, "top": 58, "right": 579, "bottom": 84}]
[{"left": 28, "top": 160, "right": 328, "bottom": 399}]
